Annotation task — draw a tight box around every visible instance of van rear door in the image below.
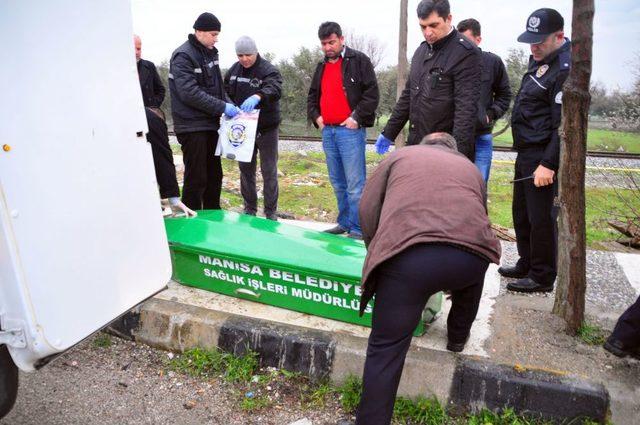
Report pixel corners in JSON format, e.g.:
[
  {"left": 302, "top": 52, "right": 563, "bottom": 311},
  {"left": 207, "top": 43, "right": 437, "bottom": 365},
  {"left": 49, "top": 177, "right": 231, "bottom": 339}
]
[{"left": 0, "top": 0, "right": 171, "bottom": 371}]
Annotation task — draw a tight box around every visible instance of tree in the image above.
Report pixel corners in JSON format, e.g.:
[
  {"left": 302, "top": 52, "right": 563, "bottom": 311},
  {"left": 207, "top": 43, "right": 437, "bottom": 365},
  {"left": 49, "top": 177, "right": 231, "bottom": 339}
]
[
  {"left": 376, "top": 66, "right": 398, "bottom": 126},
  {"left": 552, "top": 0, "right": 595, "bottom": 334},
  {"left": 395, "top": 0, "right": 409, "bottom": 148},
  {"left": 344, "top": 31, "right": 386, "bottom": 70},
  {"left": 277, "top": 47, "right": 323, "bottom": 123},
  {"left": 492, "top": 48, "right": 529, "bottom": 137},
  {"left": 156, "top": 60, "right": 172, "bottom": 127}
]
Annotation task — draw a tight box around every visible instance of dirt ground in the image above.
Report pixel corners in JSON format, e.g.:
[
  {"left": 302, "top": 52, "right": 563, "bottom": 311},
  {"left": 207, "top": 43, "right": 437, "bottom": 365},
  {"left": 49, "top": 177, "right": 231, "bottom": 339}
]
[
  {"left": 489, "top": 293, "right": 640, "bottom": 422},
  {"left": 1, "top": 336, "right": 349, "bottom": 425}
]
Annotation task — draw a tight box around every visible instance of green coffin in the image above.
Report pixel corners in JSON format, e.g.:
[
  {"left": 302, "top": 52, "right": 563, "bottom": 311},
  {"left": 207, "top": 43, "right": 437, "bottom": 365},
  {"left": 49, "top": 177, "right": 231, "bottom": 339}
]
[{"left": 165, "top": 210, "right": 424, "bottom": 335}]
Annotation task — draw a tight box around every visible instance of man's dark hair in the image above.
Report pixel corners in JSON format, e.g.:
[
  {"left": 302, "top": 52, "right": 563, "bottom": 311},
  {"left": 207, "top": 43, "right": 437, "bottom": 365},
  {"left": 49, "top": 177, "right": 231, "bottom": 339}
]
[
  {"left": 419, "top": 132, "right": 457, "bottom": 150},
  {"left": 318, "top": 22, "right": 342, "bottom": 39},
  {"left": 416, "top": 0, "right": 450, "bottom": 19},
  {"left": 457, "top": 18, "right": 481, "bottom": 37}
]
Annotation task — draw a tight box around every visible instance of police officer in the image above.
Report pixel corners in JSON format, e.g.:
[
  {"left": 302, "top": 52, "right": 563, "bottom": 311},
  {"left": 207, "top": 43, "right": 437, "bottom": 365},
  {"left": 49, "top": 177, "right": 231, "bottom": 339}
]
[
  {"left": 169, "top": 12, "right": 240, "bottom": 211},
  {"left": 224, "top": 36, "right": 283, "bottom": 221},
  {"left": 498, "top": 8, "right": 570, "bottom": 293},
  {"left": 604, "top": 295, "right": 640, "bottom": 359},
  {"left": 374, "top": 0, "right": 481, "bottom": 161}
]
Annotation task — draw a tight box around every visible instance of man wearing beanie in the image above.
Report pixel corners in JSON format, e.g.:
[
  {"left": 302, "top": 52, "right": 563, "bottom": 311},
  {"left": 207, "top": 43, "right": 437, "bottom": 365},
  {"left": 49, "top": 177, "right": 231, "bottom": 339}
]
[
  {"left": 169, "top": 12, "right": 240, "bottom": 210},
  {"left": 224, "top": 36, "right": 283, "bottom": 220},
  {"left": 307, "top": 21, "right": 379, "bottom": 240},
  {"left": 499, "top": 8, "right": 571, "bottom": 293}
]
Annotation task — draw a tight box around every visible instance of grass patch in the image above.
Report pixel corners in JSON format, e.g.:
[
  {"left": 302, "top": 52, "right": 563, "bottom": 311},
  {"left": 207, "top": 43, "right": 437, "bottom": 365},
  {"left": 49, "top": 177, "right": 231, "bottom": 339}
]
[
  {"left": 240, "top": 393, "right": 272, "bottom": 411},
  {"left": 486, "top": 162, "right": 640, "bottom": 247},
  {"left": 336, "top": 374, "right": 363, "bottom": 414},
  {"left": 169, "top": 347, "right": 259, "bottom": 383},
  {"left": 492, "top": 120, "right": 640, "bottom": 154},
  {"left": 577, "top": 322, "right": 608, "bottom": 346},
  {"left": 393, "top": 396, "right": 448, "bottom": 424},
  {"left": 92, "top": 333, "right": 112, "bottom": 348}
]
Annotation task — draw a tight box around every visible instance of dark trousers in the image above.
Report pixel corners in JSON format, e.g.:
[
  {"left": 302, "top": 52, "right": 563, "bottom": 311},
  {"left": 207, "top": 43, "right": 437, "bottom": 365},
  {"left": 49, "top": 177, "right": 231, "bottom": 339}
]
[
  {"left": 611, "top": 295, "right": 640, "bottom": 348},
  {"left": 239, "top": 127, "right": 279, "bottom": 216},
  {"left": 177, "top": 130, "right": 222, "bottom": 210},
  {"left": 512, "top": 150, "right": 558, "bottom": 285},
  {"left": 145, "top": 108, "right": 179, "bottom": 199},
  {"left": 356, "top": 244, "right": 489, "bottom": 425}
]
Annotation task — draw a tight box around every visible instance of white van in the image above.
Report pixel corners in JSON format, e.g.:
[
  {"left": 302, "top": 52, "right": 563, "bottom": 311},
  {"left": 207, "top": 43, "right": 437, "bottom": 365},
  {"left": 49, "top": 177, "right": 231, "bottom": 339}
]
[{"left": 0, "top": 1, "right": 172, "bottom": 417}]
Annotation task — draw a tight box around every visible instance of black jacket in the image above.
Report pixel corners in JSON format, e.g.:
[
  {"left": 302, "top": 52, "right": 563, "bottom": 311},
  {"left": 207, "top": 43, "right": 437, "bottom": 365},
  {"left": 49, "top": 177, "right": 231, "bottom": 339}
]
[
  {"left": 137, "top": 59, "right": 165, "bottom": 108},
  {"left": 382, "top": 29, "right": 481, "bottom": 161},
  {"left": 511, "top": 40, "right": 571, "bottom": 171},
  {"left": 307, "top": 46, "right": 379, "bottom": 128},
  {"left": 224, "top": 55, "right": 283, "bottom": 132},
  {"left": 169, "top": 34, "right": 228, "bottom": 134},
  {"left": 475, "top": 50, "right": 511, "bottom": 136}
]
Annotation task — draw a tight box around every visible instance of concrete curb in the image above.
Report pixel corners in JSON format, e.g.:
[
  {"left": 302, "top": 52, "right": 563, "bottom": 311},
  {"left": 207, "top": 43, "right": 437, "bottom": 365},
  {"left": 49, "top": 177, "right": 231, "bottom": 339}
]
[{"left": 108, "top": 297, "right": 610, "bottom": 423}]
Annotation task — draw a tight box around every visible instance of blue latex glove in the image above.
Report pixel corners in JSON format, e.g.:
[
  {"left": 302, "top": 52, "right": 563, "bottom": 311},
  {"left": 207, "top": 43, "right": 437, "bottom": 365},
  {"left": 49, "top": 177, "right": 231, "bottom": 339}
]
[
  {"left": 224, "top": 103, "right": 240, "bottom": 118},
  {"left": 375, "top": 134, "right": 392, "bottom": 155},
  {"left": 240, "top": 95, "right": 260, "bottom": 112}
]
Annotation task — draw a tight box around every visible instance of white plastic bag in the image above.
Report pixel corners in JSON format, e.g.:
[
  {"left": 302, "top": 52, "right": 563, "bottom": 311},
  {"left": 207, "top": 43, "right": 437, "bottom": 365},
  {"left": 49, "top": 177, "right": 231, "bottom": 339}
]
[{"left": 216, "top": 110, "right": 259, "bottom": 162}]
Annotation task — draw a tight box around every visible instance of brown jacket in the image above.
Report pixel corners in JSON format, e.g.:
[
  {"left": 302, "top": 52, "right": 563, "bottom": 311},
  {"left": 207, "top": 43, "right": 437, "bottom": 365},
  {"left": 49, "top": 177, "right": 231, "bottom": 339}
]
[{"left": 358, "top": 144, "right": 501, "bottom": 315}]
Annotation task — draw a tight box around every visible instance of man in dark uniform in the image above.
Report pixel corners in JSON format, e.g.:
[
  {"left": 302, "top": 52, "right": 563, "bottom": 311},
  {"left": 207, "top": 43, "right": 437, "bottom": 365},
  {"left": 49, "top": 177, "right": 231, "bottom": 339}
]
[
  {"left": 456, "top": 19, "right": 511, "bottom": 183},
  {"left": 224, "top": 36, "right": 283, "bottom": 221},
  {"left": 498, "top": 8, "right": 571, "bottom": 293},
  {"left": 604, "top": 295, "right": 640, "bottom": 359},
  {"left": 374, "top": 0, "right": 481, "bottom": 161},
  {"left": 134, "top": 35, "right": 195, "bottom": 217},
  {"left": 169, "top": 12, "right": 240, "bottom": 211}
]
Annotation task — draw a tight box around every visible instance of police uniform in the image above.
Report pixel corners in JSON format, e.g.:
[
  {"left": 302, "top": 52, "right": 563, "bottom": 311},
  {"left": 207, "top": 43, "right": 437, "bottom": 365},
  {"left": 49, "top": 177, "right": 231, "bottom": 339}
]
[{"left": 500, "top": 8, "right": 570, "bottom": 291}]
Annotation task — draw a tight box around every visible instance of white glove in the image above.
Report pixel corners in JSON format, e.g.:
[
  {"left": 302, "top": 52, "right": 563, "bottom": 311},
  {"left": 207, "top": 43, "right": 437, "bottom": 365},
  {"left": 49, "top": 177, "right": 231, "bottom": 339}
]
[{"left": 168, "top": 197, "right": 197, "bottom": 218}]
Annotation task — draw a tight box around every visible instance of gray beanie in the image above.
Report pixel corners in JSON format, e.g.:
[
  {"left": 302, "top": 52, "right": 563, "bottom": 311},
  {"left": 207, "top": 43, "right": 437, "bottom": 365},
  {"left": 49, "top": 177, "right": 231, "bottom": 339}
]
[{"left": 235, "top": 36, "right": 258, "bottom": 55}]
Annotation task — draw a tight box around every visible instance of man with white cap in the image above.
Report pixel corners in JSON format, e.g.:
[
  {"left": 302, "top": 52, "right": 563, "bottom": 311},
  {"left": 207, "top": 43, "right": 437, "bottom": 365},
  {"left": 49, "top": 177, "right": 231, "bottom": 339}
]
[
  {"left": 224, "top": 36, "right": 283, "bottom": 220},
  {"left": 498, "top": 8, "right": 571, "bottom": 293}
]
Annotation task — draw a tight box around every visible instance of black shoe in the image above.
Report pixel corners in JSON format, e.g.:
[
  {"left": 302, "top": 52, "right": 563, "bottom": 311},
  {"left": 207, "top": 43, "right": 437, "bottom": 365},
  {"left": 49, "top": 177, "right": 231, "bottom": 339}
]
[
  {"left": 506, "top": 277, "right": 554, "bottom": 293},
  {"left": 347, "top": 232, "right": 363, "bottom": 240},
  {"left": 604, "top": 336, "right": 640, "bottom": 359},
  {"left": 324, "top": 225, "right": 347, "bottom": 235},
  {"left": 498, "top": 265, "right": 529, "bottom": 279},
  {"left": 266, "top": 214, "right": 278, "bottom": 221},
  {"left": 243, "top": 209, "right": 256, "bottom": 216},
  {"left": 446, "top": 335, "right": 470, "bottom": 353}
]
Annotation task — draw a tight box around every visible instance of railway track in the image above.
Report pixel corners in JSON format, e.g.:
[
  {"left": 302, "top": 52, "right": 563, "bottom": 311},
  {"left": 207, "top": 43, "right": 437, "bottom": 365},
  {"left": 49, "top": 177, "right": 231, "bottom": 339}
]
[
  {"left": 278, "top": 134, "right": 640, "bottom": 160},
  {"left": 167, "top": 131, "right": 639, "bottom": 160}
]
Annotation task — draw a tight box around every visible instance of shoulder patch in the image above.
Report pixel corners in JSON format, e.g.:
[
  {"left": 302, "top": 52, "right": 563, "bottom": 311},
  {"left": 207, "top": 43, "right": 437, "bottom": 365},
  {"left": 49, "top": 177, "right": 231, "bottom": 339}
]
[
  {"left": 555, "top": 91, "right": 563, "bottom": 104},
  {"left": 458, "top": 36, "right": 473, "bottom": 50},
  {"left": 559, "top": 50, "right": 571, "bottom": 69}
]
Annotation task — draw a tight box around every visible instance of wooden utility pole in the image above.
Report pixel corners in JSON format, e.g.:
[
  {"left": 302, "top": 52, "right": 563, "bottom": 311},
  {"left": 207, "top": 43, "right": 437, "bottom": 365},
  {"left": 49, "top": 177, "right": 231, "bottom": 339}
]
[
  {"left": 395, "top": 0, "right": 409, "bottom": 148},
  {"left": 552, "top": 0, "right": 595, "bottom": 333}
]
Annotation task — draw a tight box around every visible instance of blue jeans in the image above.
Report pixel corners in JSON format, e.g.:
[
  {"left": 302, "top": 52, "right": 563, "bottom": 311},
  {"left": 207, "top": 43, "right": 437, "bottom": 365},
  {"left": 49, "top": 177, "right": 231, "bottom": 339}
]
[
  {"left": 474, "top": 133, "right": 493, "bottom": 183},
  {"left": 322, "top": 126, "right": 366, "bottom": 235}
]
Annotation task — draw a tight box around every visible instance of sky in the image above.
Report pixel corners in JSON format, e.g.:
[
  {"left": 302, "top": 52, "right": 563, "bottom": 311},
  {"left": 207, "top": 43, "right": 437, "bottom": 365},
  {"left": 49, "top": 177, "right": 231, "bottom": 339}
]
[{"left": 131, "top": 0, "right": 640, "bottom": 92}]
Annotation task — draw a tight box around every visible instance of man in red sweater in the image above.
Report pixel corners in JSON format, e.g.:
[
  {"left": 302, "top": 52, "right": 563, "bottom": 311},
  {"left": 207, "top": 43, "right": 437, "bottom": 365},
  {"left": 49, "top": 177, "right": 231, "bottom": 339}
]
[{"left": 307, "top": 22, "right": 379, "bottom": 239}]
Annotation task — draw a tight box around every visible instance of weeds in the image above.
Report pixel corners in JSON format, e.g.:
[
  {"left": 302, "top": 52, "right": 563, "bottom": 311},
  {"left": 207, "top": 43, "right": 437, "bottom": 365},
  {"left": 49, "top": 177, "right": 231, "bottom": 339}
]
[
  {"left": 169, "top": 347, "right": 258, "bottom": 383},
  {"left": 92, "top": 333, "right": 112, "bottom": 348},
  {"left": 577, "top": 322, "right": 608, "bottom": 346}
]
